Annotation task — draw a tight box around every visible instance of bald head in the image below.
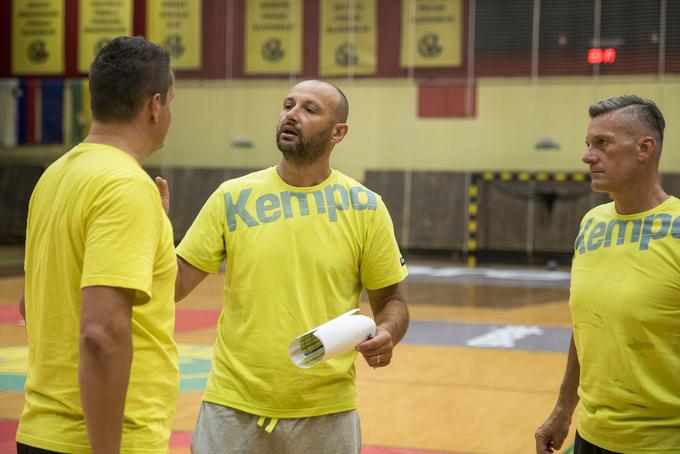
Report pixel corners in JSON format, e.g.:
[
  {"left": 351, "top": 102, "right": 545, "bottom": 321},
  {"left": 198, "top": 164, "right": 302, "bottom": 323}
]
[{"left": 292, "top": 80, "right": 349, "bottom": 124}]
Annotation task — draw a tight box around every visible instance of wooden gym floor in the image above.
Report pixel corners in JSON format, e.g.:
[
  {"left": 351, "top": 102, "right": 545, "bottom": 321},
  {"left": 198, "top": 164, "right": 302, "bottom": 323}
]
[{"left": 0, "top": 250, "right": 576, "bottom": 453}]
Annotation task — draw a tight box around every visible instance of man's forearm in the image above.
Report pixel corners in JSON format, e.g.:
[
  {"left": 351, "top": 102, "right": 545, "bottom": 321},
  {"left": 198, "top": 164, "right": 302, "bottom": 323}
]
[
  {"left": 80, "top": 335, "right": 132, "bottom": 453},
  {"left": 374, "top": 298, "right": 409, "bottom": 344},
  {"left": 175, "top": 256, "right": 208, "bottom": 302},
  {"left": 555, "top": 334, "right": 580, "bottom": 414},
  {"left": 79, "top": 287, "right": 134, "bottom": 454},
  {"left": 534, "top": 334, "right": 580, "bottom": 453}
]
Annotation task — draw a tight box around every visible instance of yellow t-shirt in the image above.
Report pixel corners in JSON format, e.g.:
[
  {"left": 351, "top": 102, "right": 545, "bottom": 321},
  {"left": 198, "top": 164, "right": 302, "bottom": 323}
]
[
  {"left": 570, "top": 197, "right": 680, "bottom": 453},
  {"left": 17, "top": 143, "right": 179, "bottom": 454},
  {"left": 177, "top": 167, "right": 407, "bottom": 418}
]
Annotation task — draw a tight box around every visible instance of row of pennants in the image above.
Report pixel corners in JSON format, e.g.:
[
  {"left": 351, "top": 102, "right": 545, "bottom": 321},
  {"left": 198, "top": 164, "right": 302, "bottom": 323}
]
[{"left": 0, "top": 79, "right": 91, "bottom": 148}]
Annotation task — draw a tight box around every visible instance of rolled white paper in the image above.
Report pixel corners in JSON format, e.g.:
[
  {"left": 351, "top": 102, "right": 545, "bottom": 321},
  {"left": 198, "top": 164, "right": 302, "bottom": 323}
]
[{"left": 288, "top": 309, "right": 376, "bottom": 368}]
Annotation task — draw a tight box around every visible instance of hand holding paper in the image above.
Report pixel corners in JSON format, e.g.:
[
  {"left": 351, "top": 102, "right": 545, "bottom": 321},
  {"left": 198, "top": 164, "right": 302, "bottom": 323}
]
[
  {"left": 355, "top": 325, "right": 395, "bottom": 368},
  {"left": 288, "top": 309, "right": 376, "bottom": 368}
]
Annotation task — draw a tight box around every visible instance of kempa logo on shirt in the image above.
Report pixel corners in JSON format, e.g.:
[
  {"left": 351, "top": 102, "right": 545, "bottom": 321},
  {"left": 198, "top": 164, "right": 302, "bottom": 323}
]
[
  {"left": 575, "top": 213, "right": 680, "bottom": 254},
  {"left": 225, "top": 184, "right": 378, "bottom": 231}
]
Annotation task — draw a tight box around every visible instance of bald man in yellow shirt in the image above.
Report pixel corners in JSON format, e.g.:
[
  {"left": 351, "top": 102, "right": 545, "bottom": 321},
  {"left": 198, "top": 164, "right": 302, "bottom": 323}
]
[{"left": 175, "top": 80, "right": 410, "bottom": 454}]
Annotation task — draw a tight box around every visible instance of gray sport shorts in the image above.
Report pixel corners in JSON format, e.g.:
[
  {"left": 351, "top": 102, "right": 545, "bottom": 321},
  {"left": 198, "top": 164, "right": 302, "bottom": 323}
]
[{"left": 191, "top": 401, "right": 362, "bottom": 454}]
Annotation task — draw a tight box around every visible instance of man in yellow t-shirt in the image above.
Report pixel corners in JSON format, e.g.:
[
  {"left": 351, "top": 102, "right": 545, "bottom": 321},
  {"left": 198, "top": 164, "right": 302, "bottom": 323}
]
[
  {"left": 16, "top": 36, "right": 178, "bottom": 454},
  {"left": 535, "top": 96, "right": 680, "bottom": 453},
  {"left": 175, "top": 80, "right": 409, "bottom": 453}
]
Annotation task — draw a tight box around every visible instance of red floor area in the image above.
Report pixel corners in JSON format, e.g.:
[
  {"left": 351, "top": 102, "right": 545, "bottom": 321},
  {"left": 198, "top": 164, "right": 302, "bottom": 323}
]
[
  {"left": 362, "top": 447, "right": 467, "bottom": 454},
  {"left": 0, "top": 305, "right": 22, "bottom": 325},
  {"left": 170, "top": 430, "right": 193, "bottom": 448},
  {"left": 174, "top": 309, "right": 220, "bottom": 332},
  {"left": 4, "top": 422, "right": 462, "bottom": 454},
  {"left": 0, "top": 420, "right": 18, "bottom": 452},
  {"left": 0, "top": 306, "right": 218, "bottom": 330}
]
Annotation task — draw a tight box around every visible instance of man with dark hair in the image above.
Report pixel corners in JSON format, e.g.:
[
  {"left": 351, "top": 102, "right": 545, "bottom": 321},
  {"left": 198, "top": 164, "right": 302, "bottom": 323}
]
[
  {"left": 16, "top": 36, "right": 178, "bottom": 453},
  {"left": 174, "top": 79, "right": 409, "bottom": 453},
  {"left": 535, "top": 95, "right": 680, "bottom": 453},
  {"left": 89, "top": 36, "right": 174, "bottom": 123}
]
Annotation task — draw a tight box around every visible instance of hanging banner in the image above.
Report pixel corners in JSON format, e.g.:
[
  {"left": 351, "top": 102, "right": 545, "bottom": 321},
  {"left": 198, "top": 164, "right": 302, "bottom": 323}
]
[
  {"left": 245, "top": 0, "right": 302, "bottom": 74},
  {"left": 320, "top": 0, "right": 376, "bottom": 76},
  {"left": 400, "top": 0, "right": 463, "bottom": 68},
  {"left": 78, "top": 0, "right": 133, "bottom": 73},
  {"left": 11, "top": 0, "right": 64, "bottom": 75},
  {"left": 147, "top": 0, "right": 202, "bottom": 70}
]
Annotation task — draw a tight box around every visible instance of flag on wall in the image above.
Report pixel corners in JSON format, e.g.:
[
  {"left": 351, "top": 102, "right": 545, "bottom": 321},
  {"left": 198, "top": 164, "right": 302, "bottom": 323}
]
[
  {"left": 400, "top": 0, "right": 463, "bottom": 68},
  {"left": 147, "top": 0, "right": 202, "bottom": 70},
  {"left": 0, "top": 80, "right": 20, "bottom": 147},
  {"left": 78, "top": 0, "right": 133, "bottom": 73},
  {"left": 320, "top": 0, "right": 376, "bottom": 77},
  {"left": 11, "top": 79, "right": 65, "bottom": 145},
  {"left": 12, "top": 0, "right": 65, "bottom": 75},
  {"left": 245, "top": 0, "right": 302, "bottom": 74},
  {"left": 17, "top": 80, "right": 37, "bottom": 145},
  {"left": 40, "top": 80, "right": 64, "bottom": 144}
]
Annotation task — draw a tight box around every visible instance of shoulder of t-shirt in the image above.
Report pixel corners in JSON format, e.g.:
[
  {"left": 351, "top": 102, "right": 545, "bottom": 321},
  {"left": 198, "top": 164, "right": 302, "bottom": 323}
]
[
  {"left": 663, "top": 195, "right": 680, "bottom": 212},
  {"left": 215, "top": 167, "right": 273, "bottom": 193},
  {"left": 333, "top": 169, "right": 384, "bottom": 204},
  {"left": 582, "top": 196, "right": 680, "bottom": 221},
  {"left": 46, "top": 146, "right": 156, "bottom": 200}
]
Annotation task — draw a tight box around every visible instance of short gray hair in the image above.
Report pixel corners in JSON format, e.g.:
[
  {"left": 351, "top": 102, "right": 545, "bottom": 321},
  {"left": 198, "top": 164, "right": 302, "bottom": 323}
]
[{"left": 589, "top": 95, "right": 665, "bottom": 144}]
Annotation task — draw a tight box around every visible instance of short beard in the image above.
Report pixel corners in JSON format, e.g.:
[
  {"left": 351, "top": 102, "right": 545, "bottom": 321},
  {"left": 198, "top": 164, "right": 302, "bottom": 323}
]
[{"left": 276, "top": 127, "right": 332, "bottom": 166}]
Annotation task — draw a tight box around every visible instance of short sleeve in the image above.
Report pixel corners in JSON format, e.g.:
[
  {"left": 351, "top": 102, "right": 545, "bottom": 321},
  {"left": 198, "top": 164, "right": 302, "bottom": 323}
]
[
  {"left": 360, "top": 199, "right": 408, "bottom": 290},
  {"left": 176, "top": 188, "right": 227, "bottom": 273},
  {"left": 81, "top": 178, "right": 162, "bottom": 301}
]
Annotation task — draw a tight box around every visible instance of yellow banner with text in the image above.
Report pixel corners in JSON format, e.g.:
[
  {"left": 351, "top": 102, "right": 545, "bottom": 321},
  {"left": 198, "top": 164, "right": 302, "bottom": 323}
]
[
  {"left": 400, "top": 0, "right": 463, "bottom": 68},
  {"left": 320, "top": 0, "right": 376, "bottom": 76},
  {"left": 78, "top": 0, "right": 133, "bottom": 73},
  {"left": 245, "top": 0, "right": 302, "bottom": 75},
  {"left": 12, "top": 0, "right": 64, "bottom": 75},
  {"left": 147, "top": 0, "right": 202, "bottom": 70}
]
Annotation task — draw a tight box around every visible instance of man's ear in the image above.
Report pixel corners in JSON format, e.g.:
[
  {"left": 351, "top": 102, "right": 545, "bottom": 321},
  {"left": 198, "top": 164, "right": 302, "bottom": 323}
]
[
  {"left": 637, "top": 136, "right": 657, "bottom": 162},
  {"left": 330, "top": 123, "right": 349, "bottom": 144},
  {"left": 149, "top": 93, "right": 162, "bottom": 122}
]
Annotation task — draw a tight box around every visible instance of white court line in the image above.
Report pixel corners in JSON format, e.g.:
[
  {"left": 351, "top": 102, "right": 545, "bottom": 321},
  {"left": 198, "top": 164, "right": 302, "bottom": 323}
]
[{"left": 407, "top": 265, "right": 570, "bottom": 281}]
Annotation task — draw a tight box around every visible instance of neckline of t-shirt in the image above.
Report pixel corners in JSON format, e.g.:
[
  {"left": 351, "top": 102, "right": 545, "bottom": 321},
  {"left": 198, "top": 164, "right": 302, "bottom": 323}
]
[
  {"left": 75, "top": 142, "right": 140, "bottom": 166},
  {"left": 270, "top": 165, "right": 338, "bottom": 191},
  {"left": 610, "top": 195, "right": 677, "bottom": 219}
]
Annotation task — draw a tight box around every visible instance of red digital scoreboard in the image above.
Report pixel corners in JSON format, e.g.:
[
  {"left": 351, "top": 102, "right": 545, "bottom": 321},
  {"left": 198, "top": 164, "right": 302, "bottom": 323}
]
[{"left": 588, "top": 48, "right": 617, "bottom": 64}]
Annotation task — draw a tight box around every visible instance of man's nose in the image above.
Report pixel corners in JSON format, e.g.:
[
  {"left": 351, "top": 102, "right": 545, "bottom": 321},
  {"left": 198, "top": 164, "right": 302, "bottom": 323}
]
[
  {"left": 582, "top": 147, "right": 596, "bottom": 164},
  {"left": 283, "top": 106, "right": 300, "bottom": 122}
]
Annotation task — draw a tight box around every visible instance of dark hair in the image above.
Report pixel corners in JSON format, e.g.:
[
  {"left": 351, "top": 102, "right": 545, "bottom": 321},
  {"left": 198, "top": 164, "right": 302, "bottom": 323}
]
[
  {"left": 89, "top": 36, "right": 172, "bottom": 123},
  {"left": 589, "top": 95, "right": 665, "bottom": 144}
]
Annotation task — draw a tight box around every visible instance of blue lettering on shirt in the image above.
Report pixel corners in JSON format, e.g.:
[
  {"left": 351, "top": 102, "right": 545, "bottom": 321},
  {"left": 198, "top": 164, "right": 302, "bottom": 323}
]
[
  {"left": 576, "top": 213, "right": 680, "bottom": 254},
  {"left": 226, "top": 188, "right": 259, "bottom": 231},
  {"left": 224, "top": 185, "right": 378, "bottom": 232}
]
